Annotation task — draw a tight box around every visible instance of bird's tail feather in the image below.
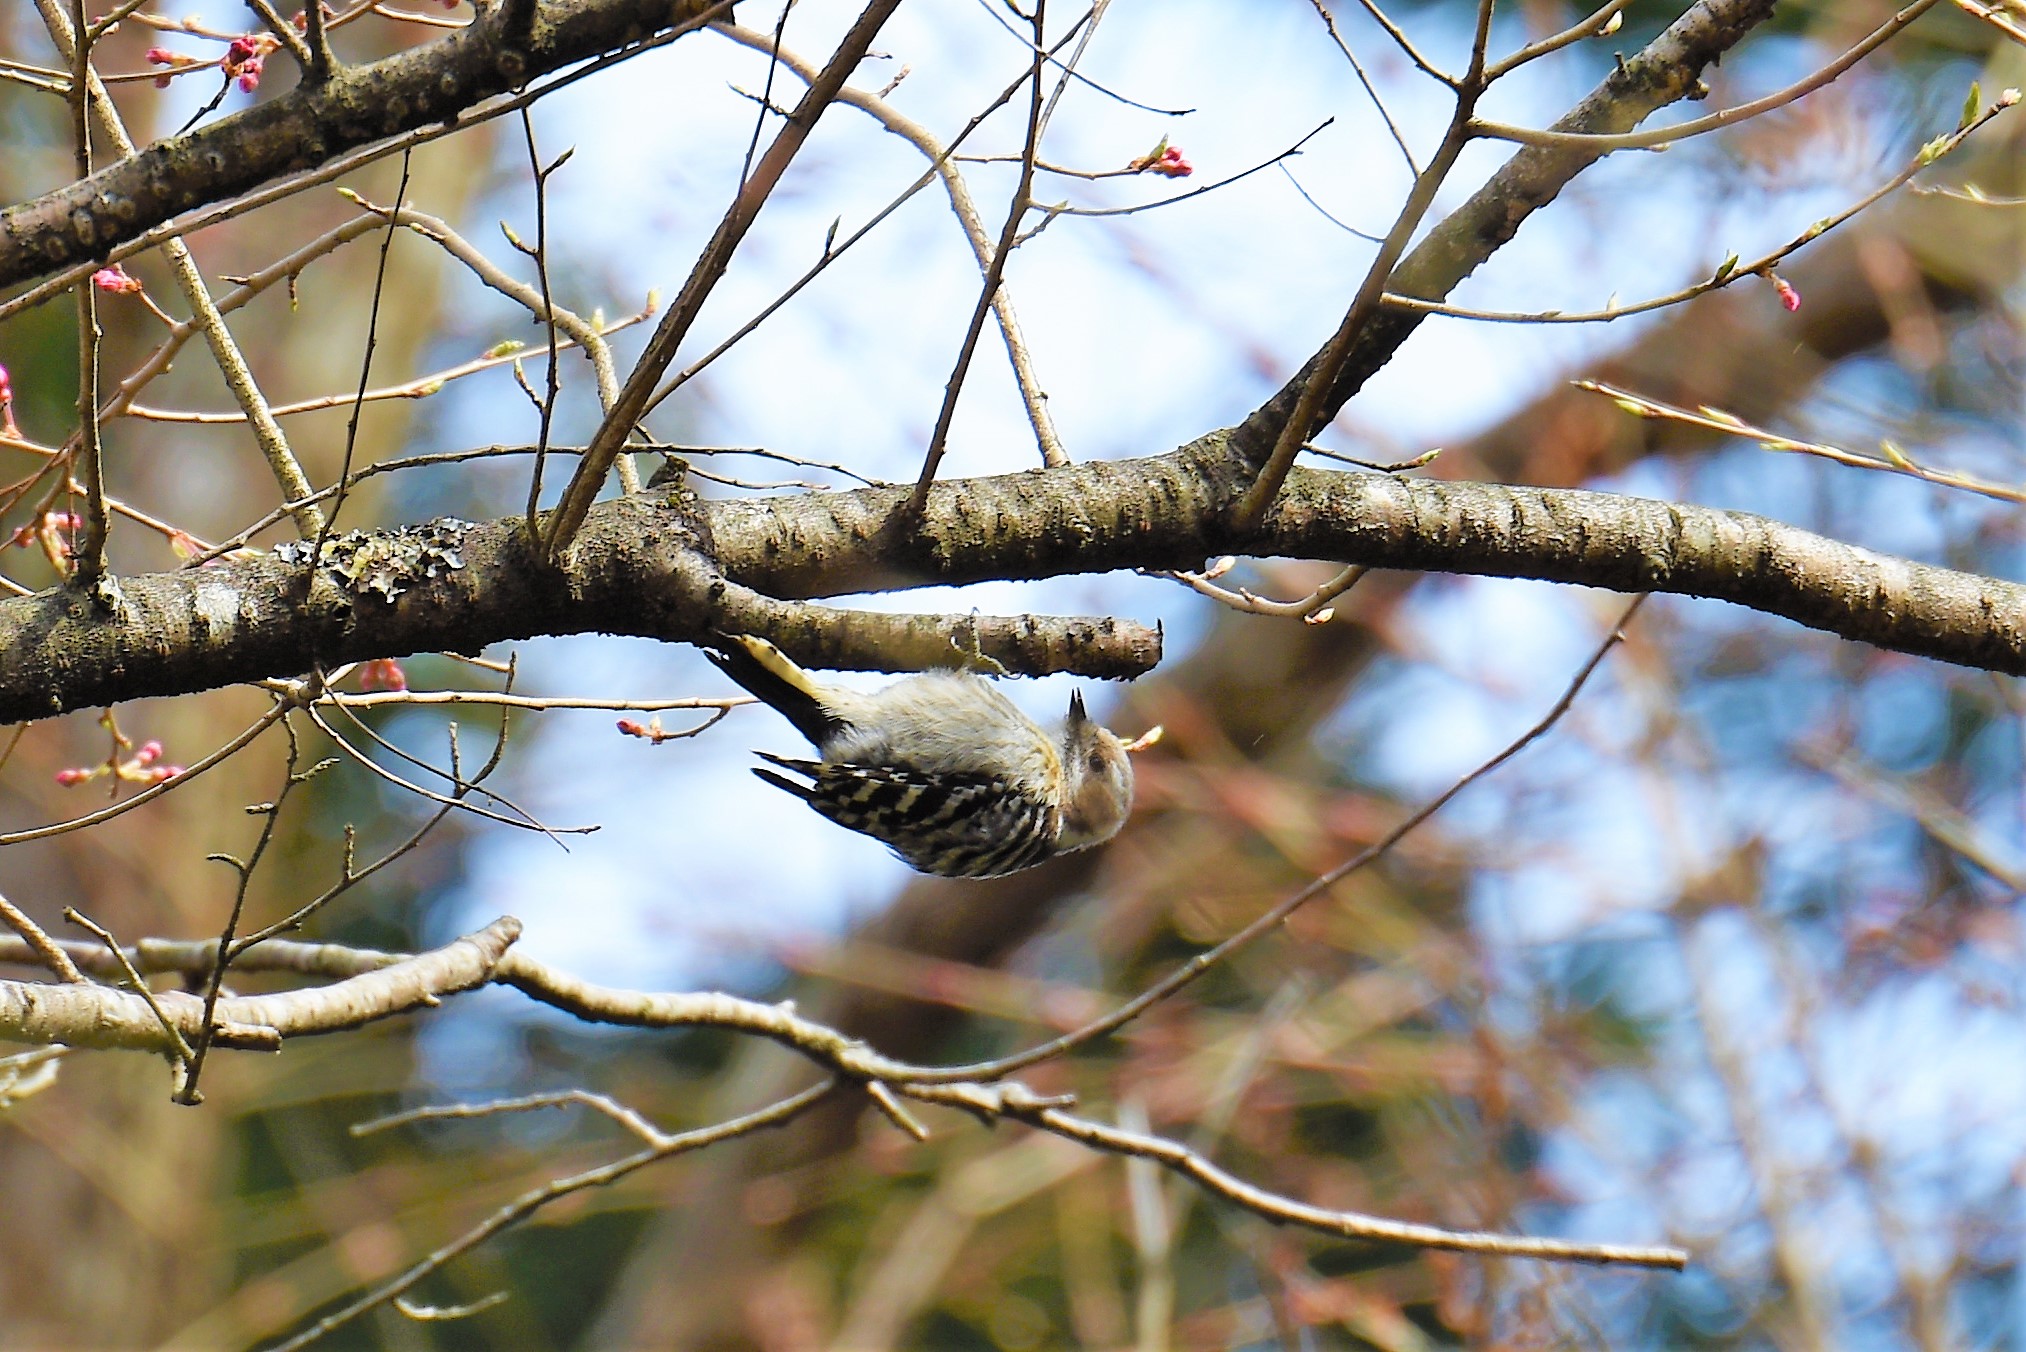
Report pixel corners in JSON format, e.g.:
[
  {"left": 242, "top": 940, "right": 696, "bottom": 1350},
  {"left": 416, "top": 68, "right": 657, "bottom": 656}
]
[
  {"left": 707, "top": 635, "right": 843, "bottom": 746},
  {"left": 752, "top": 751, "right": 822, "bottom": 802}
]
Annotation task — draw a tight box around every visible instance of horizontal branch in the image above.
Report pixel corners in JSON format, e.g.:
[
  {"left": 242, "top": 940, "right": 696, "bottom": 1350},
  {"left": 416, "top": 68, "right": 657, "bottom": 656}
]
[
  {"left": 0, "top": 918, "right": 518, "bottom": 1052},
  {"left": 710, "top": 437, "right": 2026, "bottom": 674},
  {"left": 0, "top": 0, "right": 723, "bottom": 291},
  {"left": 0, "top": 502, "right": 1159, "bottom": 724},
  {"left": 0, "top": 930, "right": 1684, "bottom": 1271},
  {"left": 0, "top": 436, "right": 2021, "bottom": 723}
]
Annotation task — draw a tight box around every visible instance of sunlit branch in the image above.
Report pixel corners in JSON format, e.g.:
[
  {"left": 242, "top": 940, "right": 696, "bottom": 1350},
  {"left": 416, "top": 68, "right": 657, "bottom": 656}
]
[{"left": 1472, "top": 0, "right": 1943, "bottom": 151}]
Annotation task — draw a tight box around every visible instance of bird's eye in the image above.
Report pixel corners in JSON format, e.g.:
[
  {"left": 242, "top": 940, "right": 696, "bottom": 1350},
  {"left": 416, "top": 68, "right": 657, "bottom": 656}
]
[{"left": 1087, "top": 752, "right": 1105, "bottom": 775}]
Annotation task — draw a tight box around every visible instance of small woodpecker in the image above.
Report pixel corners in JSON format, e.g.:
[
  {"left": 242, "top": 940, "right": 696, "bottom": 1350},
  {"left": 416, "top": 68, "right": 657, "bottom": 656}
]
[{"left": 707, "top": 635, "right": 1136, "bottom": 878}]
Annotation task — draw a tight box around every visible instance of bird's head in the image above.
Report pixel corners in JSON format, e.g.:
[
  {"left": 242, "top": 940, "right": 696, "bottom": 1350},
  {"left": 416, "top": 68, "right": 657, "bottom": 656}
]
[{"left": 1056, "top": 689, "right": 1136, "bottom": 851}]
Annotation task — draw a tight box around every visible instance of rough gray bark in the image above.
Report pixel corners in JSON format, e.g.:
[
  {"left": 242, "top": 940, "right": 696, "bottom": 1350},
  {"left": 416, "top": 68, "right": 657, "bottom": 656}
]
[
  {"left": 3, "top": 442, "right": 2022, "bottom": 725},
  {"left": 0, "top": 0, "right": 721, "bottom": 291}
]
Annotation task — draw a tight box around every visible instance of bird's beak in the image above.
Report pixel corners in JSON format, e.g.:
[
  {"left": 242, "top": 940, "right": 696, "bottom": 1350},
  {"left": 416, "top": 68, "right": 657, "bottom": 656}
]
[{"left": 1068, "top": 689, "right": 1088, "bottom": 724}]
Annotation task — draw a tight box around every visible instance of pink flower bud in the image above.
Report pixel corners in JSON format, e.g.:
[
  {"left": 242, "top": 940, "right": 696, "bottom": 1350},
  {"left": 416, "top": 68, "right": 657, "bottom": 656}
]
[
  {"left": 1129, "top": 137, "right": 1193, "bottom": 178},
  {"left": 54, "top": 768, "right": 91, "bottom": 786},
  {"left": 1765, "top": 271, "right": 1800, "bottom": 313},
  {"left": 92, "top": 266, "right": 143, "bottom": 295},
  {"left": 357, "top": 658, "right": 407, "bottom": 692}
]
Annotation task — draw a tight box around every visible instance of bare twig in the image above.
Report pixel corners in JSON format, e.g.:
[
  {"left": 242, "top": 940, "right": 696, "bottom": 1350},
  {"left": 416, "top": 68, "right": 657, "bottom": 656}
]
[
  {"left": 1163, "top": 560, "right": 1366, "bottom": 623},
  {"left": 63, "top": 0, "right": 109, "bottom": 587},
  {"left": 921, "top": 596, "right": 1647, "bottom": 1083},
  {"left": 643, "top": 26, "right": 1072, "bottom": 426},
  {"left": 1390, "top": 96, "right": 2017, "bottom": 327},
  {"left": 176, "top": 720, "right": 316, "bottom": 1103},
  {"left": 1473, "top": 0, "right": 1943, "bottom": 150},
  {"left": 62, "top": 907, "right": 195, "bottom": 1064},
  {"left": 36, "top": 0, "right": 325, "bottom": 536},
  {"left": 911, "top": 0, "right": 1052, "bottom": 510},
  {"left": 0, "top": 705, "right": 287, "bottom": 848},
  {"left": 517, "top": 110, "right": 584, "bottom": 537},
  {"left": 264, "top": 1080, "right": 835, "bottom": 1352},
  {"left": 716, "top": 21, "right": 1070, "bottom": 467},
  {"left": 0, "top": 892, "right": 85, "bottom": 983},
  {"left": 1305, "top": 0, "right": 1418, "bottom": 174},
  {"left": 920, "top": 1084, "right": 1689, "bottom": 1268},
  {"left": 1230, "top": 107, "right": 1479, "bottom": 530},
  {"left": 541, "top": 0, "right": 904, "bottom": 561},
  {"left": 1485, "top": 0, "right": 1633, "bottom": 80},
  {"left": 1579, "top": 379, "right": 2026, "bottom": 506},
  {"left": 313, "top": 149, "right": 413, "bottom": 565}
]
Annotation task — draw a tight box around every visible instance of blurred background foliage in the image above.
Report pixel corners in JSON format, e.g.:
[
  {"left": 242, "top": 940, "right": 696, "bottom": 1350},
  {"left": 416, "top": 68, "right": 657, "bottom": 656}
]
[{"left": 1, "top": 0, "right": 2024, "bottom": 1348}]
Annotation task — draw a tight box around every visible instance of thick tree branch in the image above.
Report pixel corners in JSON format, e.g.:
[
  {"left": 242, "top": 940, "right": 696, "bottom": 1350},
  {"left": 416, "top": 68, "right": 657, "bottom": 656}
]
[
  {"left": 0, "top": 0, "right": 724, "bottom": 291},
  {"left": 0, "top": 440, "right": 2022, "bottom": 724}
]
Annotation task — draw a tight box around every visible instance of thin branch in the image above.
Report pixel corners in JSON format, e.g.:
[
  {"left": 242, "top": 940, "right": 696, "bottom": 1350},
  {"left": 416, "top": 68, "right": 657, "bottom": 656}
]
[
  {"left": 1305, "top": 0, "right": 1418, "bottom": 175},
  {"left": 522, "top": 133, "right": 562, "bottom": 528},
  {"left": 1025, "top": 122, "right": 1330, "bottom": 221},
  {"left": 0, "top": 0, "right": 742, "bottom": 325},
  {"left": 716, "top": 21, "right": 1070, "bottom": 468},
  {"left": 176, "top": 720, "right": 312, "bottom": 1103},
  {"left": 1472, "top": 0, "right": 1943, "bottom": 151},
  {"left": 1348, "top": 0, "right": 1456, "bottom": 88},
  {"left": 541, "top": 0, "right": 905, "bottom": 561},
  {"left": 263, "top": 1081, "right": 834, "bottom": 1352},
  {"left": 229, "top": 739, "right": 505, "bottom": 954},
  {"left": 63, "top": 0, "right": 109, "bottom": 587},
  {"left": 35, "top": 0, "right": 325, "bottom": 536},
  {"left": 643, "top": 27, "right": 1074, "bottom": 424},
  {"left": 354, "top": 1088, "right": 668, "bottom": 1144},
  {"left": 0, "top": 705, "right": 287, "bottom": 848},
  {"left": 305, "top": 703, "right": 588, "bottom": 840},
  {"left": 0, "top": 892, "right": 85, "bottom": 983},
  {"left": 128, "top": 304, "right": 647, "bottom": 426},
  {"left": 62, "top": 907, "right": 195, "bottom": 1064},
  {"left": 312, "top": 149, "right": 412, "bottom": 563},
  {"left": 966, "top": 0, "right": 1188, "bottom": 115},
  {"left": 943, "top": 1085, "right": 1688, "bottom": 1268},
  {"left": 911, "top": 0, "right": 1052, "bottom": 510},
  {"left": 1387, "top": 97, "right": 2017, "bottom": 327},
  {"left": 1485, "top": 0, "right": 1632, "bottom": 80},
  {"left": 1230, "top": 101, "right": 1479, "bottom": 531},
  {"left": 918, "top": 596, "right": 1646, "bottom": 1083},
  {"left": 1163, "top": 560, "right": 1366, "bottom": 623},
  {"left": 1578, "top": 378, "right": 2026, "bottom": 506},
  {"left": 327, "top": 690, "right": 748, "bottom": 713}
]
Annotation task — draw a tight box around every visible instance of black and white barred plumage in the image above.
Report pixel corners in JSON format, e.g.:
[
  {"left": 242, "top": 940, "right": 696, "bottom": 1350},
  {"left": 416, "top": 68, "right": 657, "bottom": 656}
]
[{"left": 707, "top": 635, "right": 1135, "bottom": 878}]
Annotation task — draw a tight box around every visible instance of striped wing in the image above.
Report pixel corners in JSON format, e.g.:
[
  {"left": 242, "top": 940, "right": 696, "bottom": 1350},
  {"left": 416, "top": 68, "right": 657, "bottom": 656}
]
[{"left": 754, "top": 756, "right": 1057, "bottom": 878}]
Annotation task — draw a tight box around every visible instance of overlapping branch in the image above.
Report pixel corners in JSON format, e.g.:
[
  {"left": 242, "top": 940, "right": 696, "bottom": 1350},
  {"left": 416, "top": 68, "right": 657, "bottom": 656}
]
[
  {"left": 0, "top": 0, "right": 732, "bottom": 291},
  {"left": 0, "top": 442, "right": 2020, "bottom": 726},
  {"left": 0, "top": 917, "right": 519, "bottom": 1050}
]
